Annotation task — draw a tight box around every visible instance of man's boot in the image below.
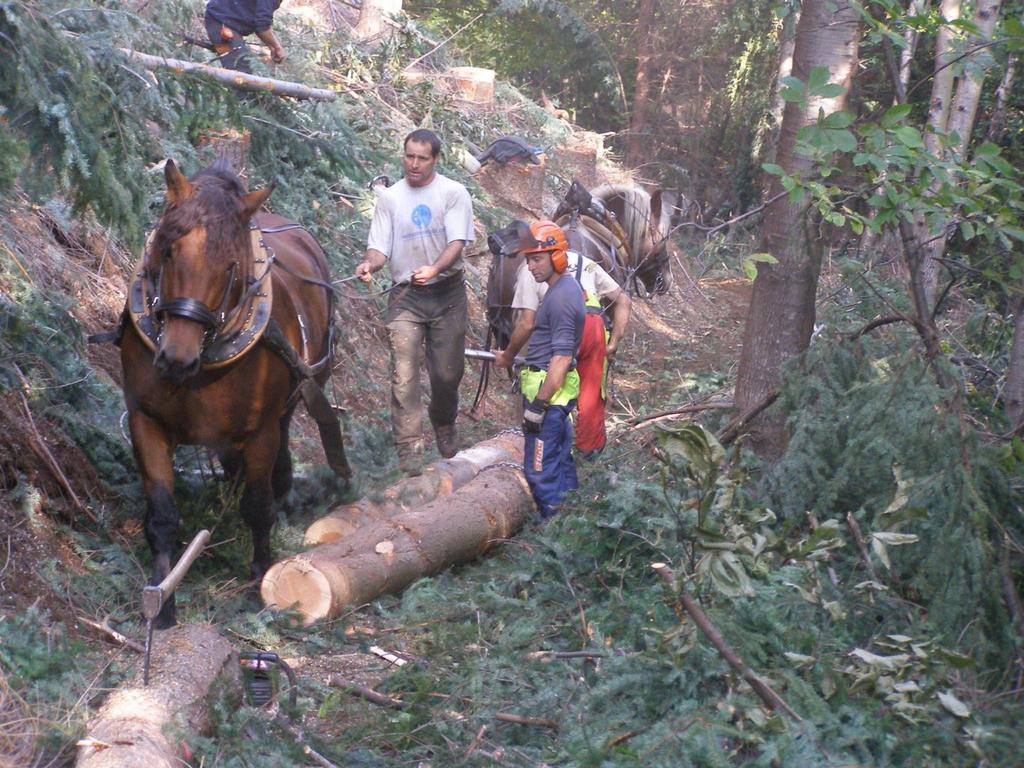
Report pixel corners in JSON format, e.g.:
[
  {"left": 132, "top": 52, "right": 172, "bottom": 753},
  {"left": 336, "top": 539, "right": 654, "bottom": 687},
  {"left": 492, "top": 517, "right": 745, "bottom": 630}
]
[
  {"left": 397, "top": 443, "right": 423, "bottom": 476},
  {"left": 435, "top": 425, "right": 459, "bottom": 459}
]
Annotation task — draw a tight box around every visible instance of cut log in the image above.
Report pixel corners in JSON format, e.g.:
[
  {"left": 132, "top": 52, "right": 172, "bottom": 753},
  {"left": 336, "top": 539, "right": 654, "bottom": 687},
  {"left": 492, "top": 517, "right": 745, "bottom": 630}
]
[
  {"left": 120, "top": 48, "right": 337, "bottom": 101},
  {"left": 76, "top": 624, "right": 236, "bottom": 768},
  {"left": 304, "top": 431, "right": 523, "bottom": 545},
  {"left": 262, "top": 465, "right": 535, "bottom": 624}
]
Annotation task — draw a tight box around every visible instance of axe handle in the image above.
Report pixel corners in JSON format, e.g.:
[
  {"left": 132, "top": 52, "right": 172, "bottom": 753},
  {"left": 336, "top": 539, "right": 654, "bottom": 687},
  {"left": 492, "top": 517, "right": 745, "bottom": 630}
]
[{"left": 143, "top": 529, "right": 211, "bottom": 619}]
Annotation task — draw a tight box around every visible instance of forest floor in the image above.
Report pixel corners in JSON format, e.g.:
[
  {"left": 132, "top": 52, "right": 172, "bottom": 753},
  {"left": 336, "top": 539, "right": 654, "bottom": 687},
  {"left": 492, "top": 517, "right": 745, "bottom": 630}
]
[{"left": 0, "top": 185, "right": 753, "bottom": 761}]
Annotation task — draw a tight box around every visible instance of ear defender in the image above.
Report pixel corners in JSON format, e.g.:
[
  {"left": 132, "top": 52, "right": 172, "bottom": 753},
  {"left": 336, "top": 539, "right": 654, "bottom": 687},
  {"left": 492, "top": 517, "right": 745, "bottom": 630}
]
[{"left": 550, "top": 248, "right": 568, "bottom": 273}]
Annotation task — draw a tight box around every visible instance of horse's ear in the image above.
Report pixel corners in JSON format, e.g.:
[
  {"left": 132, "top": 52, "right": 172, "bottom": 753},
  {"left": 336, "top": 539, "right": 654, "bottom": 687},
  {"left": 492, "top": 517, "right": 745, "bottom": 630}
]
[
  {"left": 241, "top": 186, "right": 274, "bottom": 219},
  {"left": 164, "top": 159, "right": 193, "bottom": 205}
]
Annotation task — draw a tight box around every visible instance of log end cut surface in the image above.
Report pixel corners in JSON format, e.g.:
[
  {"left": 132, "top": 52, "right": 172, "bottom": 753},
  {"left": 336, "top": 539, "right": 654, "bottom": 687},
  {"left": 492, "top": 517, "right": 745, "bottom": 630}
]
[{"left": 261, "top": 556, "right": 340, "bottom": 625}]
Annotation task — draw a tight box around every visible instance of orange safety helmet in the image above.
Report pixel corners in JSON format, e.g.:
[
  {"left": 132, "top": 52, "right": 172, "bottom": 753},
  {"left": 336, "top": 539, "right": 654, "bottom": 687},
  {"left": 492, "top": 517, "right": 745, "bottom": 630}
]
[{"left": 521, "top": 220, "right": 569, "bottom": 273}]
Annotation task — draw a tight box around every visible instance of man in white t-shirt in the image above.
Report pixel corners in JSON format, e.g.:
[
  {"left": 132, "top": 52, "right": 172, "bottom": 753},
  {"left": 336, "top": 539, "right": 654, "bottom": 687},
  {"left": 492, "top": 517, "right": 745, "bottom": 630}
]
[
  {"left": 495, "top": 237, "right": 630, "bottom": 457},
  {"left": 356, "top": 129, "right": 475, "bottom": 475}
]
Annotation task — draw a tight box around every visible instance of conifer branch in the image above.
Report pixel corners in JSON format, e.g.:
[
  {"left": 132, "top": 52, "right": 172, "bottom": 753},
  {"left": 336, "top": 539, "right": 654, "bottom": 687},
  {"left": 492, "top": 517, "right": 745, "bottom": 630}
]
[{"left": 652, "top": 563, "right": 803, "bottom": 722}]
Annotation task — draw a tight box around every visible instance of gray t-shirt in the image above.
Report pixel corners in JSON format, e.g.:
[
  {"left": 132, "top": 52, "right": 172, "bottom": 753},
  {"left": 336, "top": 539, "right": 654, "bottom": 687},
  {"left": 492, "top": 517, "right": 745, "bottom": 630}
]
[
  {"left": 366, "top": 173, "right": 474, "bottom": 284},
  {"left": 524, "top": 275, "right": 585, "bottom": 370}
]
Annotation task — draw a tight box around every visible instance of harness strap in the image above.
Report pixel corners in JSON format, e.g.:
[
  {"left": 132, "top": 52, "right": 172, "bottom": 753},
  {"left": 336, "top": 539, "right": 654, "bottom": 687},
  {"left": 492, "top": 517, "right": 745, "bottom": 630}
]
[
  {"left": 261, "top": 317, "right": 320, "bottom": 380},
  {"left": 261, "top": 318, "right": 351, "bottom": 480}
]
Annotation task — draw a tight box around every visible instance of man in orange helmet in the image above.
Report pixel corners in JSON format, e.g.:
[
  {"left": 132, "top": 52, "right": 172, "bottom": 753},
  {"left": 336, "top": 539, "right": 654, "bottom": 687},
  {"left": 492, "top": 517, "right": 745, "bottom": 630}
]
[
  {"left": 513, "top": 221, "right": 585, "bottom": 517},
  {"left": 494, "top": 226, "right": 630, "bottom": 459}
]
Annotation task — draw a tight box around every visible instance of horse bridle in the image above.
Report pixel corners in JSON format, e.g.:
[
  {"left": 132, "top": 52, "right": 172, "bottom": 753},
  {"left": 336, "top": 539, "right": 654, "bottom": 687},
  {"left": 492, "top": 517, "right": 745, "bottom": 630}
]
[
  {"left": 153, "top": 260, "right": 239, "bottom": 343},
  {"left": 151, "top": 221, "right": 275, "bottom": 352}
]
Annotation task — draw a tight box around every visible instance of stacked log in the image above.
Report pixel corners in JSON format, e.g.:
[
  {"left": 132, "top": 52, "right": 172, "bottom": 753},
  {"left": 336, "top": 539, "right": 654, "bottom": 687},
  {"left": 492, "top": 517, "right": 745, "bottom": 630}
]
[
  {"left": 262, "top": 464, "right": 534, "bottom": 625},
  {"left": 304, "top": 431, "right": 523, "bottom": 544},
  {"left": 76, "top": 624, "right": 236, "bottom": 768}
]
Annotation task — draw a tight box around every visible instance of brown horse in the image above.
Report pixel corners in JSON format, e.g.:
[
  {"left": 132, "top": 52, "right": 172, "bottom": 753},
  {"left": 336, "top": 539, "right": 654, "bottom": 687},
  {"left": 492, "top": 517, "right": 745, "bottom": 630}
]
[{"left": 121, "top": 157, "right": 351, "bottom": 628}]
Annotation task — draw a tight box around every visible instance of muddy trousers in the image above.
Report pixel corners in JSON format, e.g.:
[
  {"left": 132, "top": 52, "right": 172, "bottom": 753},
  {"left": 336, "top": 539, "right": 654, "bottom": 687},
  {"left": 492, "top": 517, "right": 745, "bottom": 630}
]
[
  {"left": 575, "top": 312, "right": 608, "bottom": 455},
  {"left": 386, "top": 278, "right": 467, "bottom": 448},
  {"left": 204, "top": 14, "right": 254, "bottom": 73},
  {"left": 523, "top": 400, "right": 578, "bottom": 518}
]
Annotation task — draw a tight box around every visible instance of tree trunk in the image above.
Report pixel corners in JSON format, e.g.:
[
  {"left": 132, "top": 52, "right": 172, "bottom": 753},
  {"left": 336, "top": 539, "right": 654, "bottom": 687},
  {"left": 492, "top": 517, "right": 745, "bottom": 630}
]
[
  {"left": 625, "top": 0, "right": 658, "bottom": 169},
  {"left": 913, "top": 0, "right": 961, "bottom": 301},
  {"left": 1004, "top": 282, "right": 1024, "bottom": 430},
  {"left": 762, "top": 7, "right": 800, "bottom": 167},
  {"left": 304, "top": 431, "right": 523, "bottom": 544},
  {"left": 916, "top": 0, "right": 1003, "bottom": 303},
  {"left": 733, "top": 0, "right": 861, "bottom": 458},
  {"left": 900, "top": 0, "right": 931, "bottom": 93},
  {"left": 354, "top": 0, "right": 403, "bottom": 41},
  {"left": 76, "top": 625, "right": 235, "bottom": 768},
  {"left": 262, "top": 466, "right": 534, "bottom": 625},
  {"left": 986, "top": 52, "right": 1017, "bottom": 142}
]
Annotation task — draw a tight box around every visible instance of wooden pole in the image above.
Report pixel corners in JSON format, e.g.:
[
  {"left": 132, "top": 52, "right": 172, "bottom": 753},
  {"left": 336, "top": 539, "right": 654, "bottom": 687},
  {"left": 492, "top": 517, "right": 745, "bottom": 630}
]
[
  {"left": 120, "top": 48, "right": 337, "bottom": 101},
  {"left": 76, "top": 624, "right": 236, "bottom": 768},
  {"left": 304, "top": 431, "right": 523, "bottom": 544},
  {"left": 262, "top": 466, "right": 534, "bottom": 624}
]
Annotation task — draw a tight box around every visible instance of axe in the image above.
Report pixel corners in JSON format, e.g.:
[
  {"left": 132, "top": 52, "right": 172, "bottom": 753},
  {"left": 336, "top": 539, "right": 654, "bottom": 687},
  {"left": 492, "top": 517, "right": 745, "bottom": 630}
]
[{"left": 142, "top": 529, "right": 211, "bottom": 685}]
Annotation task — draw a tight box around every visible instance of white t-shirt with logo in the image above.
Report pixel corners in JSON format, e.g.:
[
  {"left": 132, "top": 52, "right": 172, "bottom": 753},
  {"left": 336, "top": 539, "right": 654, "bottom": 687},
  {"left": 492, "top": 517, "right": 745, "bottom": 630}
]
[
  {"left": 367, "top": 173, "right": 474, "bottom": 284},
  {"left": 512, "top": 251, "right": 620, "bottom": 311}
]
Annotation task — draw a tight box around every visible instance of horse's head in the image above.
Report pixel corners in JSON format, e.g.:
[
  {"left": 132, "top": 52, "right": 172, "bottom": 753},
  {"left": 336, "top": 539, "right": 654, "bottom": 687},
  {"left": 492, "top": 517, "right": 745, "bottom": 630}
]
[
  {"left": 147, "top": 158, "right": 272, "bottom": 384},
  {"left": 485, "top": 221, "right": 532, "bottom": 348},
  {"left": 553, "top": 178, "right": 594, "bottom": 221},
  {"left": 633, "top": 187, "right": 673, "bottom": 295}
]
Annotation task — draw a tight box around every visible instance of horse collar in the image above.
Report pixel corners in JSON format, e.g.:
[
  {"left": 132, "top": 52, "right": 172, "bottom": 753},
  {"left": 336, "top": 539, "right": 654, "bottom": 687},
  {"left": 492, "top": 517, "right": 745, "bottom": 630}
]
[{"left": 128, "top": 226, "right": 274, "bottom": 369}]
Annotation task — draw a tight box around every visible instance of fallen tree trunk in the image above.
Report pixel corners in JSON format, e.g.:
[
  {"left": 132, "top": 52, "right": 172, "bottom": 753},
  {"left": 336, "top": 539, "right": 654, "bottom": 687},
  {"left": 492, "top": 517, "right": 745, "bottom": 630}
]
[
  {"left": 263, "top": 465, "right": 534, "bottom": 624},
  {"left": 76, "top": 624, "right": 236, "bottom": 768},
  {"left": 305, "top": 431, "right": 523, "bottom": 544},
  {"left": 120, "top": 48, "right": 338, "bottom": 101}
]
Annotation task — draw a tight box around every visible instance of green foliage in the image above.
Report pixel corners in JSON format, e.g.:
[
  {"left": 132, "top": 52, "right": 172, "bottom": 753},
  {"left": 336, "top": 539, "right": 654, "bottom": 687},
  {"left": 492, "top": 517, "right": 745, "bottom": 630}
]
[
  {"left": 405, "top": 0, "right": 624, "bottom": 131},
  {"left": 764, "top": 334, "right": 1018, "bottom": 663},
  {"left": 0, "top": 607, "right": 129, "bottom": 759}
]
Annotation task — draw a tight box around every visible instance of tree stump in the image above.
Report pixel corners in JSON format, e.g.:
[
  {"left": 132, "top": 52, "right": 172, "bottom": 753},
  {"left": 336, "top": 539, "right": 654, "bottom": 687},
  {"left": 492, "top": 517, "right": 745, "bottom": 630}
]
[
  {"left": 475, "top": 154, "right": 547, "bottom": 217},
  {"left": 446, "top": 66, "right": 495, "bottom": 108},
  {"left": 553, "top": 132, "right": 605, "bottom": 189},
  {"left": 354, "top": 0, "right": 403, "bottom": 42}
]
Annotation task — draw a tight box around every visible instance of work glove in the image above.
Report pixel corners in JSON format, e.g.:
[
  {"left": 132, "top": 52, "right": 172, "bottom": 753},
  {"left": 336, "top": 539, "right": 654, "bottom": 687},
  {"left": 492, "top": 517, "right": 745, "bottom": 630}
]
[{"left": 523, "top": 398, "right": 548, "bottom": 435}]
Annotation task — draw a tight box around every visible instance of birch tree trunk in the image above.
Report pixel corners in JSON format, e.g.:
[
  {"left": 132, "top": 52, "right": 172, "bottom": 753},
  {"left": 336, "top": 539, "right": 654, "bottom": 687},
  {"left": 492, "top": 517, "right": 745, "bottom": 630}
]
[
  {"left": 762, "top": 7, "right": 800, "bottom": 167},
  {"left": 914, "top": 0, "right": 1005, "bottom": 303},
  {"left": 900, "top": 0, "right": 931, "bottom": 93},
  {"left": 733, "top": 0, "right": 862, "bottom": 458},
  {"left": 1004, "top": 284, "right": 1024, "bottom": 431}
]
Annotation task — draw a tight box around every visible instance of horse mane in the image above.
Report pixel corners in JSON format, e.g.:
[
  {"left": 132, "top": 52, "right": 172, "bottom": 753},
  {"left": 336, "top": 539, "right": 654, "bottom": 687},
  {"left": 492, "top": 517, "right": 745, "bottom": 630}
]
[
  {"left": 148, "top": 158, "right": 254, "bottom": 282},
  {"left": 591, "top": 183, "right": 669, "bottom": 260}
]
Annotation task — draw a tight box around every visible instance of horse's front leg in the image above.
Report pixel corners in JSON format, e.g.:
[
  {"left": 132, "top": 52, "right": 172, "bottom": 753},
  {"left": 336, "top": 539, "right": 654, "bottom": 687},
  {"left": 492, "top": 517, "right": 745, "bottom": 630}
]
[
  {"left": 241, "top": 420, "right": 282, "bottom": 582},
  {"left": 128, "top": 409, "right": 180, "bottom": 629}
]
